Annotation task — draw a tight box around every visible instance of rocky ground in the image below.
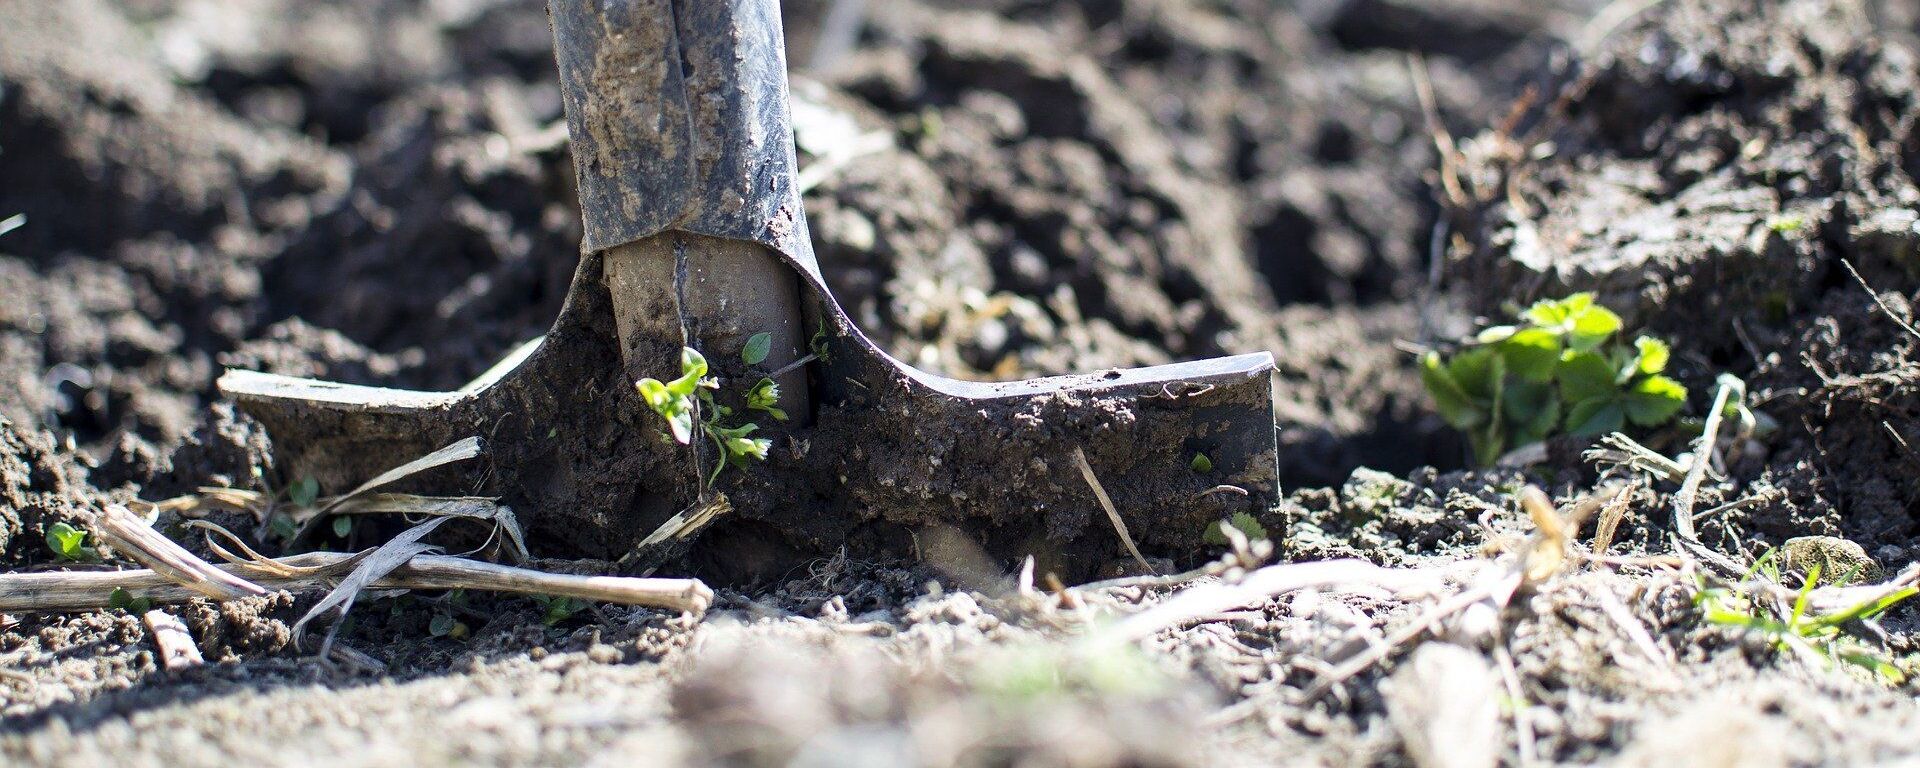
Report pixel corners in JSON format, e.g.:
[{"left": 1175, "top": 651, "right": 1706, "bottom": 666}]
[{"left": 4, "top": 0, "right": 1920, "bottom": 765}]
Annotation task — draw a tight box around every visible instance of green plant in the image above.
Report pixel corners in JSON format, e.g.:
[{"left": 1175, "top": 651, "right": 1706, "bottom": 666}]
[
  {"left": 745, "top": 378, "right": 786, "bottom": 421},
  {"left": 109, "top": 587, "right": 152, "bottom": 614},
  {"left": 331, "top": 516, "right": 353, "bottom": 538},
  {"left": 635, "top": 346, "right": 781, "bottom": 484},
  {"left": 1695, "top": 564, "right": 1918, "bottom": 684},
  {"left": 742, "top": 332, "right": 773, "bottom": 365},
  {"left": 429, "top": 612, "right": 469, "bottom": 639},
  {"left": 1421, "top": 293, "right": 1688, "bottom": 465},
  {"left": 972, "top": 641, "right": 1167, "bottom": 706},
  {"left": 809, "top": 321, "right": 832, "bottom": 362},
  {"left": 268, "top": 515, "right": 299, "bottom": 544},
  {"left": 46, "top": 522, "right": 98, "bottom": 563},
  {"left": 532, "top": 594, "right": 583, "bottom": 626},
  {"left": 1189, "top": 452, "right": 1213, "bottom": 473},
  {"left": 1203, "top": 511, "right": 1267, "bottom": 546},
  {"left": 289, "top": 476, "right": 320, "bottom": 508}
]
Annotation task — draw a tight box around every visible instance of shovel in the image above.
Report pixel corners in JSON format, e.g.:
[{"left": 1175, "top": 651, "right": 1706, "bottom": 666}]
[{"left": 219, "top": 0, "right": 1279, "bottom": 577}]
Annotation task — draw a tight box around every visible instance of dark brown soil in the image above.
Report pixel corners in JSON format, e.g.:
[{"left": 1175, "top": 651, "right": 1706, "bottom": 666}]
[
  {"left": 1446, "top": 0, "right": 1920, "bottom": 566},
  {"left": 7, "top": 0, "right": 1920, "bottom": 765}
]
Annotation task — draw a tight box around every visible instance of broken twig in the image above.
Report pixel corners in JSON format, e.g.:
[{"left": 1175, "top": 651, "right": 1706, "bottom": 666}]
[
  {"left": 0, "top": 552, "right": 713, "bottom": 616},
  {"left": 1674, "top": 376, "right": 1740, "bottom": 542},
  {"left": 143, "top": 609, "right": 205, "bottom": 670}
]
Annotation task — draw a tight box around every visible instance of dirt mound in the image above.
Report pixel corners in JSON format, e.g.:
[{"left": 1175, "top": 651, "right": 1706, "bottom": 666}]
[{"left": 1446, "top": 0, "right": 1920, "bottom": 557}]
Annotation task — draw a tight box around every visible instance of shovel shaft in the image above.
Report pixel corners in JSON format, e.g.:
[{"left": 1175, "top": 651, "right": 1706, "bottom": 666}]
[{"left": 549, "top": 0, "right": 814, "bottom": 268}]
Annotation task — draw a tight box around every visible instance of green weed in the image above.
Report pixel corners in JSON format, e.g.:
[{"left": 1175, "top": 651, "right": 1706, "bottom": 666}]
[
  {"left": 1695, "top": 563, "right": 1918, "bottom": 684},
  {"left": 1422, "top": 293, "right": 1688, "bottom": 465},
  {"left": 532, "top": 594, "right": 583, "bottom": 626},
  {"left": 45, "top": 521, "right": 98, "bottom": 563},
  {"left": 289, "top": 476, "right": 320, "bottom": 508},
  {"left": 635, "top": 346, "right": 782, "bottom": 484},
  {"left": 429, "top": 611, "right": 469, "bottom": 640},
  {"left": 108, "top": 587, "right": 152, "bottom": 614},
  {"left": 1189, "top": 452, "right": 1213, "bottom": 473},
  {"left": 1202, "top": 511, "right": 1267, "bottom": 546}
]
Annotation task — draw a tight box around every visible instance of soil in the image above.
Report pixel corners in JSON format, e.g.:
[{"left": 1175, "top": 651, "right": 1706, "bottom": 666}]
[{"left": 5, "top": 0, "right": 1920, "bottom": 765}]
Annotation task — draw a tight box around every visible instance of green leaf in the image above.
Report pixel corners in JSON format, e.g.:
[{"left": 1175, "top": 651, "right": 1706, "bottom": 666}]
[
  {"left": 664, "top": 408, "right": 694, "bottom": 445},
  {"left": 1421, "top": 352, "right": 1485, "bottom": 429},
  {"left": 110, "top": 587, "right": 139, "bottom": 612},
  {"left": 1497, "top": 327, "right": 1563, "bottom": 382},
  {"left": 47, "top": 522, "right": 89, "bottom": 561},
  {"left": 541, "top": 596, "right": 580, "bottom": 626},
  {"left": 742, "top": 332, "right": 773, "bottom": 366},
  {"left": 1523, "top": 293, "right": 1592, "bottom": 327},
  {"left": 269, "top": 515, "right": 298, "bottom": 543},
  {"left": 1504, "top": 381, "right": 1560, "bottom": 446},
  {"left": 680, "top": 347, "right": 709, "bottom": 379},
  {"left": 666, "top": 348, "right": 708, "bottom": 396},
  {"left": 636, "top": 378, "right": 671, "bottom": 408},
  {"left": 746, "top": 378, "right": 787, "bottom": 421},
  {"left": 1556, "top": 351, "right": 1620, "bottom": 403},
  {"left": 1475, "top": 325, "right": 1519, "bottom": 344},
  {"left": 1190, "top": 453, "right": 1213, "bottom": 473},
  {"left": 1203, "top": 512, "right": 1266, "bottom": 545},
  {"left": 1567, "top": 304, "right": 1622, "bottom": 351},
  {"left": 638, "top": 375, "right": 697, "bottom": 444},
  {"left": 1634, "top": 336, "right": 1671, "bottom": 374},
  {"left": 1447, "top": 347, "right": 1500, "bottom": 399},
  {"left": 727, "top": 436, "right": 771, "bottom": 463},
  {"left": 1564, "top": 398, "right": 1625, "bottom": 436},
  {"left": 429, "top": 613, "right": 456, "bottom": 637},
  {"left": 289, "top": 477, "right": 320, "bottom": 508},
  {"left": 331, "top": 516, "right": 353, "bottom": 539},
  {"left": 1623, "top": 375, "right": 1688, "bottom": 426}
]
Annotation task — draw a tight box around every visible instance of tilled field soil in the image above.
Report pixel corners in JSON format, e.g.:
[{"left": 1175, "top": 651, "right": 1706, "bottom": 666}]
[{"left": 5, "top": 0, "right": 1920, "bottom": 765}]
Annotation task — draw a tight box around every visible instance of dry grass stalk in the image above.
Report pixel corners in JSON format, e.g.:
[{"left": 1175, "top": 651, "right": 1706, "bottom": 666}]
[
  {"left": 1673, "top": 377, "right": 1740, "bottom": 541},
  {"left": 95, "top": 504, "right": 266, "bottom": 601},
  {"left": 0, "top": 551, "right": 714, "bottom": 616},
  {"left": 1072, "top": 446, "right": 1153, "bottom": 574},
  {"left": 1590, "top": 482, "right": 1635, "bottom": 561},
  {"left": 293, "top": 517, "right": 451, "bottom": 657}
]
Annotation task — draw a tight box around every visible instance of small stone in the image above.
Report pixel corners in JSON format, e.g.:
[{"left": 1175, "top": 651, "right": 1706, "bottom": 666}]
[
  {"left": 1780, "top": 536, "right": 1882, "bottom": 583},
  {"left": 1339, "top": 467, "right": 1413, "bottom": 518}
]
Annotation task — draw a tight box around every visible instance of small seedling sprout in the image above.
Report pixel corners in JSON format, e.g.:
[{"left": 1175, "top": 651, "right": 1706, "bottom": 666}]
[
  {"left": 1203, "top": 511, "right": 1267, "bottom": 546},
  {"left": 109, "top": 587, "right": 152, "bottom": 614},
  {"left": 289, "top": 477, "right": 321, "bottom": 508},
  {"left": 46, "top": 522, "right": 98, "bottom": 563},
  {"left": 1422, "top": 293, "right": 1688, "bottom": 465},
  {"left": 428, "top": 612, "right": 469, "bottom": 639},
  {"left": 636, "top": 344, "right": 781, "bottom": 483},
  {"left": 533, "top": 594, "right": 583, "bottom": 626},
  {"left": 1190, "top": 453, "right": 1213, "bottom": 473},
  {"left": 1695, "top": 561, "right": 1920, "bottom": 684}
]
